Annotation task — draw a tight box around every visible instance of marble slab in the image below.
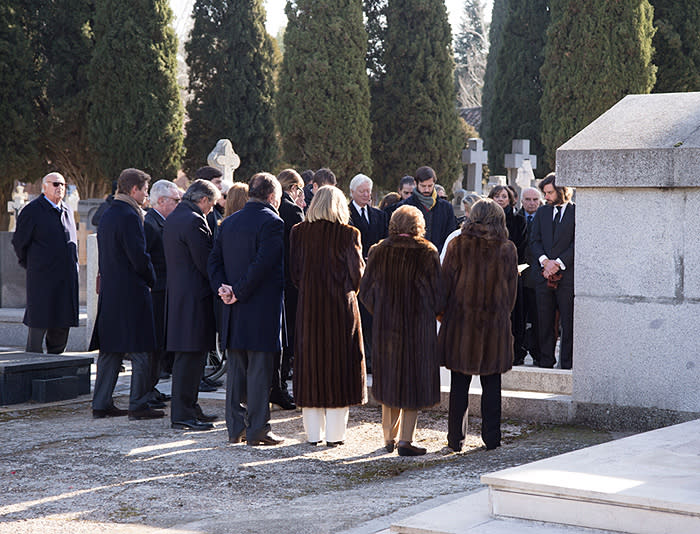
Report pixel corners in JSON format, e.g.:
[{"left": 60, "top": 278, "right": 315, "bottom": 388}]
[{"left": 481, "top": 419, "right": 700, "bottom": 534}]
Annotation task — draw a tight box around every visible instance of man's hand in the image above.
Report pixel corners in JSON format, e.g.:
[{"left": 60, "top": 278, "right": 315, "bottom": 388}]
[
  {"left": 542, "top": 259, "right": 560, "bottom": 279},
  {"left": 218, "top": 284, "right": 237, "bottom": 304}
]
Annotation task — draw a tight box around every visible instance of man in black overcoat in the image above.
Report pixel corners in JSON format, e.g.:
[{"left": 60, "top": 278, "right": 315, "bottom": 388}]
[
  {"left": 529, "top": 173, "right": 575, "bottom": 370},
  {"left": 164, "top": 179, "right": 221, "bottom": 431},
  {"left": 12, "top": 172, "right": 78, "bottom": 354},
  {"left": 144, "top": 180, "right": 182, "bottom": 404},
  {"left": 348, "top": 173, "right": 388, "bottom": 373},
  {"left": 208, "top": 173, "right": 286, "bottom": 446},
  {"left": 90, "top": 168, "right": 163, "bottom": 420}
]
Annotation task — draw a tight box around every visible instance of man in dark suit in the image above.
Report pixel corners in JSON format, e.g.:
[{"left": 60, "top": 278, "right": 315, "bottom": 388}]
[
  {"left": 12, "top": 172, "right": 78, "bottom": 354},
  {"left": 164, "top": 179, "right": 221, "bottom": 431},
  {"left": 144, "top": 180, "right": 182, "bottom": 405},
  {"left": 348, "top": 173, "right": 388, "bottom": 372},
  {"left": 529, "top": 173, "right": 575, "bottom": 370},
  {"left": 90, "top": 168, "right": 163, "bottom": 420},
  {"left": 518, "top": 187, "right": 544, "bottom": 366},
  {"left": 208, "top": 173, "right": 286, "bottom": 446},
  {"left": 196, "top": 166, "right": 225, "bottom": 233}
]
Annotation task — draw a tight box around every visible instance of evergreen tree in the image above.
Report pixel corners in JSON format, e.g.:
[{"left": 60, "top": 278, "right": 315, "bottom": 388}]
[
  {"left": 487, "top": 0, "right": 549, "bottom": 175},
  {"left": 454, "top": 0, "right": 489, "bottom": 108},
  {"left": 651, "top": 0, "right": 700, "bottom": 92},
  {"left": 540, "top": 1, "right": 656, "bottom": 167},
  {"left": 185, "top": 0, "right": 278, "bottom": 181},
  {"left": 278, "top": 0, "right": 372, "bottom": 187},
  {"left": 88, "top": 0, "right": 184, "bottom": 180},
  {"left": 372, "top": 0, "right": 463, "bottom": 188},
  {"left": 481, "top": 0, "right": 508, "bottom": 154},
  {"left": 364, "top": 0, "right": 388, "bottom": 83}
]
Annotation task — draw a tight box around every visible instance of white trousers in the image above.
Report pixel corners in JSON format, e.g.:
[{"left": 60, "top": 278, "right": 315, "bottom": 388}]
[{"left": 302, "top": 407, "right": 350, "bottom": 443}]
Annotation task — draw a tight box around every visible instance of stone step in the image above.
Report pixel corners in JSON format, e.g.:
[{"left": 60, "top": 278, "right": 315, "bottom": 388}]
[{"left": 480, "top": 419, "right": 700, "bottom": 534}]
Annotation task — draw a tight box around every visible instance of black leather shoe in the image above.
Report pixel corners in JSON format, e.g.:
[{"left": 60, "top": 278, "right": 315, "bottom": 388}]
[
  {"left": 385, "top": 441, "right": 396, "bottom": 453},
  {"left": 198, "top": 380, "right": 217, "bottom": 392},
  {"left": 247, "top": 433, "right": 284, "bottom": 446},
  {"left": 92, "top": 406, "right": 128, "bottom": 418},
  {"left": 203, "top": 377, "right": 223, "bottom": 387},
  {"left": 269, "top": 389, "right": 296, "bottom": 410},
  {"left": 195, "top": 406, "right": 219, "bottom": 422},
  {"left": 172, "top": 419, "right": 214, "bottom": 431},
  {"left": 326, "top": 440, "right": 344, "bottom": 447},
  {"left": 147, "top": 400, "right": 166, "bottom": 409},
  {"left": 485, "top": 441, "right": 501, "bottom": 450},
  {"left": 397, "top": 442, "right": 427, "bottom": 456},
  {"left": 448, "top": 443, "right": 462, "bottom": 452},
  {"left": 154, "top": 389, "right": 171, "bottom": 402},
  {"left": 128, "top": 408, "right": 165, "bottom": 420}
]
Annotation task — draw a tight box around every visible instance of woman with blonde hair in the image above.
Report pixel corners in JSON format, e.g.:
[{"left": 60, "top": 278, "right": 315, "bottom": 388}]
[
  {"left": 290, "top": 183, "right": 366, "bottom": 446},
  {"left": 224, "top": 182, "right": 249, "bottom": 217},
  {"left": 439, "top": 198, "right": 518, "bottom": 452},
  {"left": 360, "top": 205, "right": 444, "bottom": 456}
]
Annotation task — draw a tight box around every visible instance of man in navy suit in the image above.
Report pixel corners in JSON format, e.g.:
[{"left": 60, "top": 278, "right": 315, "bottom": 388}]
[
  {"left": 12, "top": 172, "right": 78, "bottom": 354},
  {"left": 208, "top": 173, "right": 286, "bottom": 446},
  {"left": 529, "top": 173, "right": 575, "bottom": 370},
  {"left": 348, "top": 173, "right": 388, "bottom": 372}
]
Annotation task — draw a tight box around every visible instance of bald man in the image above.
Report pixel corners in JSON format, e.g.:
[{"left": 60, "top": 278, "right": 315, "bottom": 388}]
[{"left": 12, "top": 172, "right": 79, "bottom": 353}]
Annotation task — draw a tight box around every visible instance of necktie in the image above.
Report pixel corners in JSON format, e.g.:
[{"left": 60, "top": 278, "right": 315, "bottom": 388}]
[
  {"left": 527, "top": 214, "right": 533, "bottom": 225},
  {"left": 361, "top": 207, "right": 368, "bottom": 224},
  {"left": 552, "top": 207, "right": 560, "bottom": 239}
]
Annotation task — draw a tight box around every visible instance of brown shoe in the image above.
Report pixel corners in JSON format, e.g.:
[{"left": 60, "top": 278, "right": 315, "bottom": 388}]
[
  {"left": 397, "top": 442, "right": 427, "bottom": 456},
  {"left": 247, "top": 433, "right": 284, "bottom": 446},
  {"left": 92, "top": 406, "right": 128, "bottom": 419},
  {"left": 128, "top": 408, "right": 165, "bottom": 420}
]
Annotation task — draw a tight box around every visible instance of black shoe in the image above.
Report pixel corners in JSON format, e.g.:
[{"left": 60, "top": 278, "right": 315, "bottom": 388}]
[
  {"left": 229, "top": 432, "right": 246, "bottom": 444},
  {"left": 385, "top": 441, "right": 396, "bottom": 453},
  {"left": 171, "top": 419, "right": 214, "bottom": 431},
  {"left": 247, "top": 433, "right": 284, "bottom": 446},
  {"left": 203, "top": 377, "right": 223, "bottom": 387},
  {"left": 269, "top": 389, "right": 296, "bottom": 410},
  {"left": 448, "top": 443, "right": 462, "bottom": 452},
  {"left": 198, "top": 380, "right": 217, "bottom": 392},
  {"left": 92, "top": 406, "right": 128, "bottom": 419},
  {"left": 397, "top": 443, "right": 427, "bottom": 456},
  {"left": 195, "top": 406, "right": 219, "bottom": 422},
  {"left": 147, "top": 400, "right": 166, "bottom": 409},
  {"left": 128, "top": 408, "right": 165, "bottom": 420},
  {"left": 326, "top": 440, "right": 344, "bottom": 447},
  {"left": 154, "top": 389, "right": 171, "bottom": 402},
  {"left": 485, "top": 442, "right": 501, "bottom": 450}
]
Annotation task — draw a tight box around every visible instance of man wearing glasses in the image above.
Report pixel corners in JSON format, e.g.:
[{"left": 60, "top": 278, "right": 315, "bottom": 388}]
[{"left": 12, "top": 172, "right": 78, "bottom": 354}]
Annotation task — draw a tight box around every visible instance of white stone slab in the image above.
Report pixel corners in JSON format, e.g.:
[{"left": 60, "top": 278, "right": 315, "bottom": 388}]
[{"left": 482, "top": 419, "right": 700, "bottom": 534}]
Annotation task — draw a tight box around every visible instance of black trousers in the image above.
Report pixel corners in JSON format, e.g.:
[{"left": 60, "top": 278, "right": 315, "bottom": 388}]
[
  {"left": 227, "top": 350, "right": 274, "bottom": 442},
  {"left": 447, "top": 372, "right": 502, "bottom": 450},
  {"left": 27, "top": 327, "right": 70, "bottom": 354},
  {"left": 171, "top": 351, "right": 207, "bottom": 422},
  {"left": 536, "top": 280, "right": 574, "bottom": 369},
  {"left": 522, "top": 286, "right": 541, "bottom": 364}
]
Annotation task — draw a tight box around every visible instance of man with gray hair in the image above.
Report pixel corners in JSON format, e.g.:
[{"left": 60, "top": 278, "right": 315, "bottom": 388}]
[
  {"left": 144, "top": 180, "right": 182, "bottom": 404},
  {"left": 163, "top": 179, "right": 221, "bottom": 430},
  {"left": 12, "top": 172, "right": 78, "bottom": 353}
]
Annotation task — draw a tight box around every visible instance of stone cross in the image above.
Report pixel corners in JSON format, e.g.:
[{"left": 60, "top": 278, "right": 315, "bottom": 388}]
[
  {"left": 462, "top": 138, "right": 488, "bottom": 194},
  {"left": 485, "top": 175, "right": 507, "bottom": 196},
  {"left": 207, "top": 139, "right": 241, "bottom": 185},
  {"left": 504, "top": 139, "right": 537, "bottom": 208}
]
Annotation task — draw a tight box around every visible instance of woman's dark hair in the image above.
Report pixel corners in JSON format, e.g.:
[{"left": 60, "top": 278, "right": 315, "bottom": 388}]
[{"left": 488, "top": 185, "right": 515, "bottom": 207}]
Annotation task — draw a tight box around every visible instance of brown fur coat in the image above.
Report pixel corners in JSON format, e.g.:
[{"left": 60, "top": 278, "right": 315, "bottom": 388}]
[
  {"left": 290, "top": 220, "right": 367, "bottom": 408},
  {"left": 360, "top": 236, "right": 445, "bottom": 409},
  {"left": 438, "top": 224, "right": 518, "bottom": 376}
]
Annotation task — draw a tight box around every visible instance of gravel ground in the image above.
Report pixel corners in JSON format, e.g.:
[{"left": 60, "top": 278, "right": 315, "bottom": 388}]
[{"left": 0, "top": 396, "right": 630, "bottom": 534}]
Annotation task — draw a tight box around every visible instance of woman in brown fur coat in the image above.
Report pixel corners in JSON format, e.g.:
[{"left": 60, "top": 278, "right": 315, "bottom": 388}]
[
  {"left": 438, "top": 199, "right": 518, "bottom": 452},
  {"left": 360, "top": 205, "right": 444, "bottom": 456},
  {"left": 290, "top": 184, "right": 367, "bottom": 446}
]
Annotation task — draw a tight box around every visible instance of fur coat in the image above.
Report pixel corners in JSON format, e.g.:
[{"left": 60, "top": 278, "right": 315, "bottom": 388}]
[
  {"left": 438, "top": 224, "right": 518, "bottom": 376},
  {"left": 360, "top": 235, "right": 445, "bottom": 409},
  {"left": 290, "top": 220, "right": 367, "bottom": 408}
]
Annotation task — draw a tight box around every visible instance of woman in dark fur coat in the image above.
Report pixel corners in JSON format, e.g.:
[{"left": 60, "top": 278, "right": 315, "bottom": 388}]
[
  {"left": 360, "top": 205, "right": 444, "bottom": 456},
  {"left": 438, "top": 199, "right": 518, "bottom": 452},
  {"left": 290, "top": 184, "right": 367, "bottom": 446}
]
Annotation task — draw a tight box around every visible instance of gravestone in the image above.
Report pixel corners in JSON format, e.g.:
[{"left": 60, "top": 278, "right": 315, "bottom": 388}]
[
  {"left": 505, "top": 139, "right": 537, "bottom": 206},
  {"left": 0, "top": 232, "right": 26, "bottom": 308},
  {"left": 462, "top": 138, "right": 488, "bottom": 194},
  {"left": 485, "top": 175, "right": 506, "bottom": 196},
  {"left": 207, "top": 139, "right": 241, "bottom": 185},
  {"left": 558, "top": 92, "right": 700, "bottom": 428}
]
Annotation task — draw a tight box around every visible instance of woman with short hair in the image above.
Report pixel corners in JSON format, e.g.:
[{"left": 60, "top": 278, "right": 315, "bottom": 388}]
[
  {"left": 290, "top": 185, "right": 367, "bottom": 446},
  {"left": 439, "top": 199, "right": 518, "bottom": 452},
  {"left": 224, "top": 183, "right": 249, "bottom": 217},
  {"left": 360, "top": 205, "right": 444, "bottom": 456}
]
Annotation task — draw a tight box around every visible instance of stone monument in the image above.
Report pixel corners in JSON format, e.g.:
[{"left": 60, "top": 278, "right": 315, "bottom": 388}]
[
  {"left": 7, "top": 183, "right": 28, "bottom": 232},
  {"left": 207, "top": 139, "right": 241, "bottom": 186},
  {"left": 557, "top": 92, "right": 700, "bottom": 428},
  {"left": 505, "top": 139, "right": 537, "bottom": 206},
  {"left": 462, "top": 138, "right": 488, "bottom": 194}
]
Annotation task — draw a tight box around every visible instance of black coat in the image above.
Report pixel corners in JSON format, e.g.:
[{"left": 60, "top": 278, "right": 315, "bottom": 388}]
[
  {"left": 91, "top": 199, "right": 156, "bottom": 353},
  {"left": 144, "top": 208, "right": 167, "bottom": 348},
  {"left": 504, "top": 205, "right": 527, "bottom": 263},
  {"left": 529, "top": 203, "right": 576, "bottom": 286},
  {"left": 402, "top": 194, "right": 457, "bottom": 253},
  {"left": 278, "top": 192, "right": 304, "bottom": 287},
  {"left": 208, "top": 200, "right": 285, "bottom": 353},
  {"left": 12, "top": 194, "right": 79, "bottom": 329},
  {"left": 163, "top": 200, "right": 216, "bottom": 352},
  {"left": 348, "top": 203, "right": 388, "bottom": 259}
]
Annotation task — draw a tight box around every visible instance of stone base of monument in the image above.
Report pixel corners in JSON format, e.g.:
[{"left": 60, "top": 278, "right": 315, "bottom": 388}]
[
  {"left": 0, "top": 307, "right": 88, "bottom": 351},
  {"left": 0, "top": 351, "right": 93, "bottom": 405}
]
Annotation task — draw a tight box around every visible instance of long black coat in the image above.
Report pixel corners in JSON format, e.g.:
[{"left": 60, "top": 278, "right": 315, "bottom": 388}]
[
  {"left": 91, "top": 199, "right": 156, "bottom": 353},
  {"left": 144, "top": 209, "right": 167, "bottom": 349},
  {"left": 278, "top": 192, "right": 304, "bottom": 288},
  {"left": 208, "top": 200, "right": 285, "bottom": 353},
  {"left": 163, "top": 200, "right": 216, "bottom": 352},
  {"left": 12, "top": 194, "right": 79, "bottom": 329},
  {"left": 348, "top": 203, "right": 388, "bottom": 259}
]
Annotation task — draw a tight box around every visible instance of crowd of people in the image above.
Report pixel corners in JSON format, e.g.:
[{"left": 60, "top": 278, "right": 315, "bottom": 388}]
[{"left": 12, "top": 163, "right": 574, "bottom": 456}]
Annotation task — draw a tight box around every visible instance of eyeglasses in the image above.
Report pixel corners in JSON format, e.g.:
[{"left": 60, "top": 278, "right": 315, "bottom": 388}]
[
  {"left": 166, "top": 197, "right": 181, "bottom": 203},
  {"left": 51, "top": 182, "right": 66, "bottom": 188}
]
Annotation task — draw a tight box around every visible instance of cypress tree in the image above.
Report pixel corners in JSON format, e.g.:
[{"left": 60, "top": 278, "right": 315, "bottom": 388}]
[
  {"left": 454, "top": 0, "right": 489, "bottom": 108},
  {"left": 278, "top": 0, "right": 372, "bottom": 188},
  {"left": 364, "top": 0, "right": 388, "bottom": 82},
  {"left": 651, "top": 0, "right": 700, "bottom": 92},
  {"left": 372, "top": 0, "right": 463, "bottom": 188},
  {"left": 184, "top": 0, "right": 278, "bottom": 181},
  {"left": 481, "top": 0, "right": 508, "bottom": 156},
  {"left": 487, "top": 0, "right": 549, "bottom": 175},
  {"left": 88, "top": 0, "right": 184, "bottom": 180},
  {"left": 540, "top": 1, "right": 656, "bottom": 167}
]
